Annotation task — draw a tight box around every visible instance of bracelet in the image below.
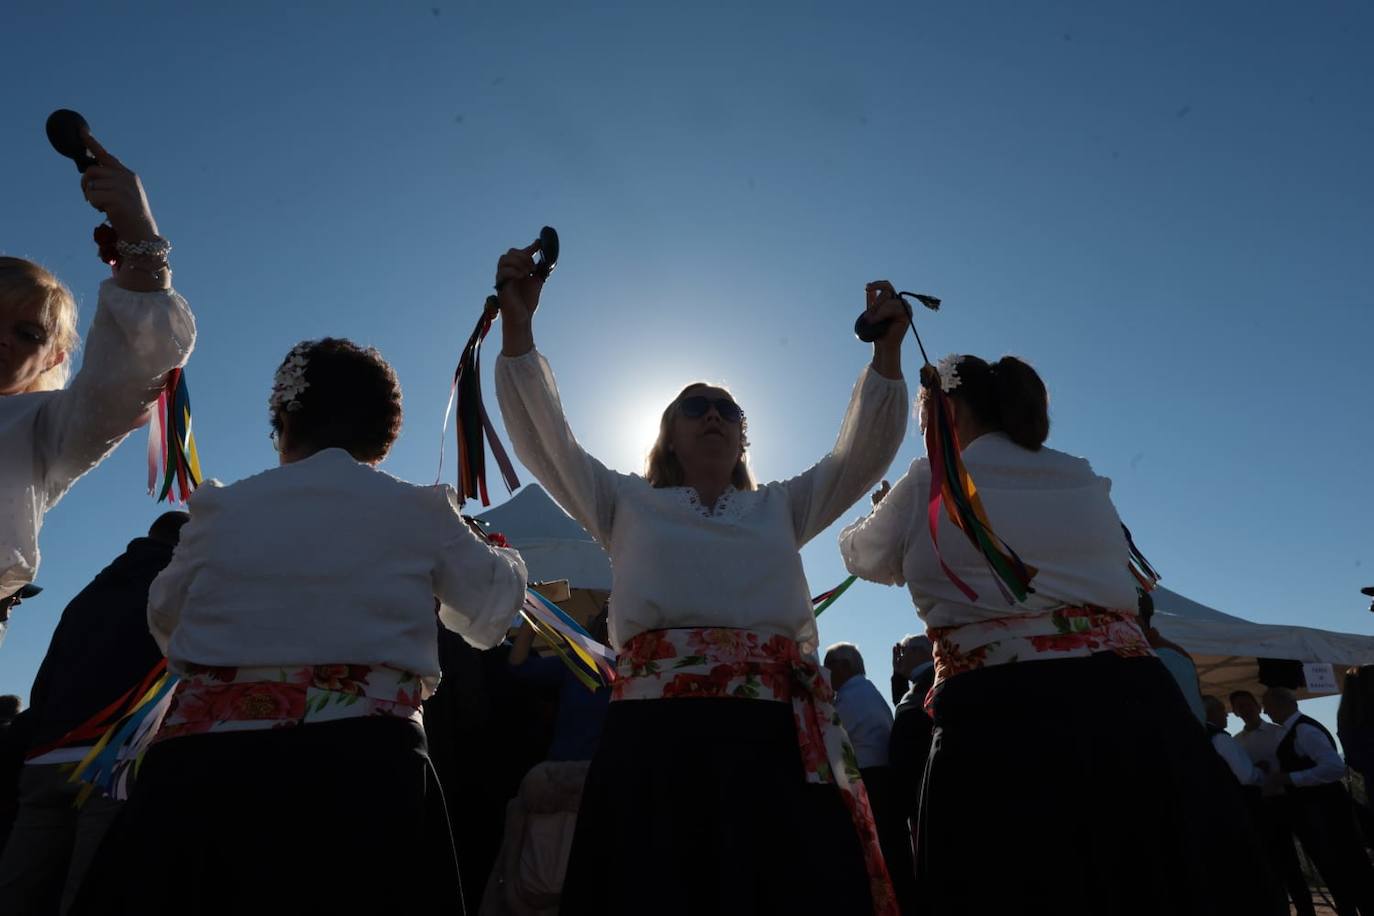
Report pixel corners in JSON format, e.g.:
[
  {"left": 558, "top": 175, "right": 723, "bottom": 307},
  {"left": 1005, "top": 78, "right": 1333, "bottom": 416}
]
[
  {"left": 117, "top": 261, "right": 172, "bottom": 282},
  {"left": 115, "top": 236, "right": 172, "bottom": 261}
]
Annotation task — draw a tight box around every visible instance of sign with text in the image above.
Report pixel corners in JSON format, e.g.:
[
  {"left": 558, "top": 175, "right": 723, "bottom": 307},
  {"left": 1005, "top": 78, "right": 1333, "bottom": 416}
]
[{"left": 1303, "top": 662, "right": 1339, "bottom": 694}]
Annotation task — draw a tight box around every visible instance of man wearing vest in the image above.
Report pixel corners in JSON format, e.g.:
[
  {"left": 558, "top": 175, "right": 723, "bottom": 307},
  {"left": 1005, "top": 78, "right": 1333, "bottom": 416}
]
[
  {"left": 1262, "top": 687, "right": 1374, "bottom": 915},
  {"left": 1233, "top": 689, "right": 1318, "bottom": 916}
]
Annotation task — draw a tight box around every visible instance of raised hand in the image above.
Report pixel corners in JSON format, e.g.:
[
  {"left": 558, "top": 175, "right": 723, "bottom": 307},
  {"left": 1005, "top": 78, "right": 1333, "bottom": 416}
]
[
  {"left": 79, "top": 133, "right": 159, "bottom": 243},
  {"left": 494, "top": 241, "right": 547, "bottom": 326},
  {"left": 863, "top": 280, "right": 911, "bottom": 348}
]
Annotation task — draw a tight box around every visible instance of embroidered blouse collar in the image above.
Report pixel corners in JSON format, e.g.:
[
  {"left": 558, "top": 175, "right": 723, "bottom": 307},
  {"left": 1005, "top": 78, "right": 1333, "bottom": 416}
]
[{"left": 671, "top": 485, "right": 741, "bottom": 519}]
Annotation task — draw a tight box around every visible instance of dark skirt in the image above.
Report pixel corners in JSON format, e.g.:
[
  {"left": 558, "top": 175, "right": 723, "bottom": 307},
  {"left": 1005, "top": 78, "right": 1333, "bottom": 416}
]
[
  {"left": 916, "top": 652, "right": 1284, "bottom": 916},
  {"left": 74, "top": 716, "right": 463, "bottom": 915},
  {"left": 561, "top": 697, "right": 873, "bottom": 915}
]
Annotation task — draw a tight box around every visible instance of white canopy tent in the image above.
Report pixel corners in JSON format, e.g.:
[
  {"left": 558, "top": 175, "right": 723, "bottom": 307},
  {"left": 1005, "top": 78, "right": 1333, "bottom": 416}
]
[
  {"left": 475, "top": 484, "right": 611, "bottom": 623},
  {"left": 476, "top": 487, "right": 1374, "bottom": 697},
  {"left": 1152, "top": 586, "right": 1374, "bottom": 699}
]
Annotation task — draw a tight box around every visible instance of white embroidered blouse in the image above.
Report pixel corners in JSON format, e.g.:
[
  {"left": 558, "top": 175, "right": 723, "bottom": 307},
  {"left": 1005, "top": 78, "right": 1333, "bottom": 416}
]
[
  {"left": 147, "top": 449, "right": 529, "bottom": 696},
  {"left": 0, "top": 279, "right": 196, "bottom": 597},
  {"left": 839, "top": 433, "right": 1141, "bottom": 629},
  {"left": 494, "top": 348, "right": 909, "bottom": 652}
]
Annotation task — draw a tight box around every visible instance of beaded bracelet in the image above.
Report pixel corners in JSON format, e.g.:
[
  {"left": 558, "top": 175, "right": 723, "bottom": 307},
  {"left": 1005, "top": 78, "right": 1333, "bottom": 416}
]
[{"left": 115, "top": 236, "right": 172, "bottom": 261}]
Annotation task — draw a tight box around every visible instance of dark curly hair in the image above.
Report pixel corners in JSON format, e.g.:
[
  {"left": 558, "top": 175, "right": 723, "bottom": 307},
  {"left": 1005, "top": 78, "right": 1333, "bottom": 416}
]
[{"left": 269, "top": 338, "right": 403, "bottom": 464}]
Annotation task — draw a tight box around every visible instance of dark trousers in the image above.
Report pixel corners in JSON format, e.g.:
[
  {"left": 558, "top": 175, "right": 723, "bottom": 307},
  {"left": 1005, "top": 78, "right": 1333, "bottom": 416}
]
[
  {"left": 1258, "top": 795, "right": 1317, "bottom": 916},
  {"left": 862, "top": 765, "right": 919, "bottom": 916},
  {"left": 1290, "top": 786, "right": 1374, "bottom": 916},
  {"left": 0, "top": 764, "right": 122, "bottom": 915}
]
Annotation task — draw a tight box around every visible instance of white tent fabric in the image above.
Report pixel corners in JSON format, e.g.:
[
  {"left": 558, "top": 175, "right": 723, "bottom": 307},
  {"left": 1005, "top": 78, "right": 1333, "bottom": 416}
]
[
  {"left": 1151, "top": 585, "right": 1374, "bottom": 698},
  {"left": 475, "top": 484, "right": 612, "bottom": 590},
  {"left": 477, "top": 488, "right": 1374, "bottom": 697}
]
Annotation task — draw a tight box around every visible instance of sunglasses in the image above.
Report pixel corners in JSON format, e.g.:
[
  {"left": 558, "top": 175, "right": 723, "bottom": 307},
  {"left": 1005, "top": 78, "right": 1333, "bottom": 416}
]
[{"left": 677, "top": 396, "right": 744, "bottom": 423}]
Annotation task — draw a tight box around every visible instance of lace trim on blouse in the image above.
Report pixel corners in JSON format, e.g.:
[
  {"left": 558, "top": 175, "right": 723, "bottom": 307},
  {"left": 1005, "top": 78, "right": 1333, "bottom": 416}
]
[{"left": 670, "top": 485, "right": 747, "bottom": 521}]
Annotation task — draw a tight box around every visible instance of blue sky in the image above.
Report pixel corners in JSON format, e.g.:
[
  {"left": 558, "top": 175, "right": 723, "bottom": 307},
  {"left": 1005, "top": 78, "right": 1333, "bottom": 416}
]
[{"left": 2, "top": 1, "right": 1371, "bottom": 734}]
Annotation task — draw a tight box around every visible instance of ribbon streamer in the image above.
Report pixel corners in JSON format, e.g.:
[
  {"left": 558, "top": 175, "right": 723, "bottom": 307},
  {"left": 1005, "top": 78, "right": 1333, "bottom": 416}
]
[
  {"left": 63, "top": 660, "right": 180, "bottom": 803},
  {"left": 923, "top": 376, "right": 1037, "bottom": 604},
  {"left": 884, "top": 295, "right": 1035, "bottom": 605},
  {"left": 1122, "top": 523, "right": 1161, "bottom": 592},
  {"left": 812, "top": 575, "right": 858, "bottom": 617},
  {"left": 519, "top": 589, "right": 618, "bottom": 691},
  {"left": 148, "top": 367, "right": 203, "bottom": 503},
  {"left": 438, "top": 299, "right": 520, "bottom": 506}
]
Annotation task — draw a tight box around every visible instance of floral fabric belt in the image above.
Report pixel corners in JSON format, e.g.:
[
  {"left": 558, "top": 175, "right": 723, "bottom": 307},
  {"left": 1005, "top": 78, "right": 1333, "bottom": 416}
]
[
  {"left": 926, "top": 606, "right": 1155, "bottom": 712},
  {"left": 155, "top": 663, "right": 425, "bottom": 744},
  {"left": 615, "top": 628, "right": 898, "bottom": 916}
]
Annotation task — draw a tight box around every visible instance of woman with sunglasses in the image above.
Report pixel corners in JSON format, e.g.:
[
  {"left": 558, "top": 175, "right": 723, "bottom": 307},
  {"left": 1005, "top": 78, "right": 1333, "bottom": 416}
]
[{"left": 492, "top": 242, "right": 910, "bottom": 915}]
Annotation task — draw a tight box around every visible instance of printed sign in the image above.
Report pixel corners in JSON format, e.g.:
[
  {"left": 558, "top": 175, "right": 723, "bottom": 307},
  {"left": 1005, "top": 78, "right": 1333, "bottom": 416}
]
[{"left": 1303, "top": 662, "right": 1339, "bottom": 694}]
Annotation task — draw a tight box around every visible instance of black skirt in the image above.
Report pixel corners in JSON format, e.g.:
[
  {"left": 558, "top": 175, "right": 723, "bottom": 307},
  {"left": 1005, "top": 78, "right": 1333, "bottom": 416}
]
[
  {"left": 74, "top": 716, "right": 463, "bottom": 914},
  {"left": 916, "top": 652, "right": 1284, "bottom": 916},
  {"left": 561, "top": 697, "right": 874, "bottom": 916}
]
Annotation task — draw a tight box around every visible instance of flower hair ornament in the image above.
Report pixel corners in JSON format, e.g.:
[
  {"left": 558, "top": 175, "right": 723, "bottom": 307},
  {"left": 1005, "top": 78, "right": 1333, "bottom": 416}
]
[
  {"left": 270, "top": 341, "right": 314, "bottom": 414},
  {"left": 934, "top": 353, "right": 963, "bottom": 393}
]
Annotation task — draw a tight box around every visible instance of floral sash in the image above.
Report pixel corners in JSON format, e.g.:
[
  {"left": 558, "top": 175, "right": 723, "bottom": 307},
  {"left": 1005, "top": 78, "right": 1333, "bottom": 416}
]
[
  {"left": 926, "top": 606, "right": 1154, "bottom": 712},
  {"left": 615, "top": 628, "right": 898, "bottom": 916},
  {"left": 155, "top": 663, "right": 425, "bottom": 744}
]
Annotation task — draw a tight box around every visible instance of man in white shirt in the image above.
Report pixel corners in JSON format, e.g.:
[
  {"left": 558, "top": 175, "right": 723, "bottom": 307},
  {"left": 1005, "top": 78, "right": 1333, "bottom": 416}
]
[
  {"left": 1203, "top": 696, "right": 1263, "bottom": 788},
  {"left": 1232, "top": 689, "right": 1316, "bottom": 916},
  {"left": 1263, "top": 687, "right": 1374, "bottom": 915},
  {"left": 824, "top": 642, "right": 914, "bottom": 914}
]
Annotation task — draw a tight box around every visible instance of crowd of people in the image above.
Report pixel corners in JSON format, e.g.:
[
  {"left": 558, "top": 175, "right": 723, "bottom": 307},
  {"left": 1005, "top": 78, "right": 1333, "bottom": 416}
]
[{"left": 0, "top": 128, "right": 1372, "bottom": 916}]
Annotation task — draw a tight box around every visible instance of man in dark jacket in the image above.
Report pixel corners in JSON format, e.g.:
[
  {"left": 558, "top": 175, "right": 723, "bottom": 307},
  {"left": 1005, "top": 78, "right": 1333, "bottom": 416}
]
[{"left": 0, "top": 512, "right": 187, "bottom": 915}]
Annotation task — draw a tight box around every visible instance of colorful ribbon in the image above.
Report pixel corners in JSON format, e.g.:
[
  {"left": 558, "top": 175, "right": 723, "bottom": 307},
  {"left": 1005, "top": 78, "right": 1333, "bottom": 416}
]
[
  {"left": 519, "top": 589, "right": 618, "bottom": 692},
  {"left": 812, "top": 574, "right": 858, "bottom": 617},
  {"left": 923, "top": 375, "right": 1036, "bottom": 604},
  {"left": 1122, "top": 523, "right": 1161, "bottom": 592},
  {"left": 438, "top": 299, "right": 520, "bottom": 506},
  {"left": 64, "top": 660, "right": 180, "bottom": 803},
  {"left": 147, "top": 367, "right": 202, "bottom": 503}
]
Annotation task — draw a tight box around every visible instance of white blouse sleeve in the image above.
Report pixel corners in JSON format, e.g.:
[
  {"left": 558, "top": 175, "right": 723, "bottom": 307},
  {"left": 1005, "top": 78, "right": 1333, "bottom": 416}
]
[
  {"left": 839, "top": 457, "right": 926, "bottom": 586},
  {"left": 1211, "top": 733, "right": 1263, "bottom": 787},
  {"left": 146, "top": 482, "right": 218, "bottom": 655},
  {"left": 1289, "top": 724, "right": 1348, "bottom": 788},
  {"left": 432, "top": 485, "right": 529, "bottom": 649},
  {"left": 494, "top": 349, "right": 628, "bottom": 546},
  {"left": 776, "top": 366, "right": 908, "bottom": 546},
  {"left": 36, "top": 279, "right": 197, "bottom": 508}
]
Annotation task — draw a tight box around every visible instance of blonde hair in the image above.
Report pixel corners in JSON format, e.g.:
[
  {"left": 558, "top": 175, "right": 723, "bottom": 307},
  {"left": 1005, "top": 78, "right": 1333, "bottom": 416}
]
[
  {"left": 644, "top": 382, "right": 756, "bottom": 490},
  {"left": 0, "top": 257, "right": 79, "bottom": 392}
]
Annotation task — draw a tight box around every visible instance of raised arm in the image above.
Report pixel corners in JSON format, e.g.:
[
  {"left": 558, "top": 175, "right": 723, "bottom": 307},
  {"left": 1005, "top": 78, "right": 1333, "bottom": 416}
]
[
  {"left": 36, "top": 133, "right": 195, "bottom": 508},
  {"left": 433, "top": 486, "right": 529, "bottom": 649},
  {"left": 839, "top": 459, "right": 926, "bottom": 586},
  {"left": 778, "top": 283, "right": 910, "bottom": 545},
  {"left": 491, "top": 242, "right": 624, "bottom": 545}
]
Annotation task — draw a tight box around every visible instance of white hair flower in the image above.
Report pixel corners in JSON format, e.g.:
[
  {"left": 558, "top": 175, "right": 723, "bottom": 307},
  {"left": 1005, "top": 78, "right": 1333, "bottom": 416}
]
[
  {"left": 269, "top": 341, "right": 315, "bottom": 413},
  {"left": 934, "top": 353, "right": 963, "bottom": 394}
]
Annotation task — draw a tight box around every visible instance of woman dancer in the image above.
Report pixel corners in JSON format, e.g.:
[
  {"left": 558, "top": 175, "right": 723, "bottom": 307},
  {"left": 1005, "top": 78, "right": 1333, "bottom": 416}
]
[
  {"left": 0, "top": 133, "right": 195, "bottom": 600},
  {"left": 493, "top": 241, "right": 910, "bottom": 915},
  {"left": 94, "top": 338, "right": 528, "bottom": 914},
  {"left": 839, "top": 354, "right": 1278, "bottom": 915}
]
